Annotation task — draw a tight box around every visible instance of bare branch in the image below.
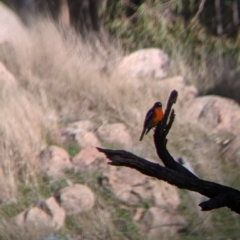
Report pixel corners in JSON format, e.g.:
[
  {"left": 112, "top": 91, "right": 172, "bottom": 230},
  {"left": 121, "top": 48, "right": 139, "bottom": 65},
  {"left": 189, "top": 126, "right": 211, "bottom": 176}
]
[
  {"left": 154, "top": 90, "right": 197, "bottom": 178},
  {"left": 97, "top": 89, "right": 240, "bottom": 214},
  {"left": 97, "top": 147, "right": 240, "bottom": 213}
]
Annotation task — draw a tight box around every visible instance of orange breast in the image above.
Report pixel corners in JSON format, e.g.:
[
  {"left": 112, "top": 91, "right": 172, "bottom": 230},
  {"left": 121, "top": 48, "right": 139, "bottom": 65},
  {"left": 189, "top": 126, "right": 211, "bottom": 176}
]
[{"left": 152, "top": 107, "right": 164, "bottom": 125}]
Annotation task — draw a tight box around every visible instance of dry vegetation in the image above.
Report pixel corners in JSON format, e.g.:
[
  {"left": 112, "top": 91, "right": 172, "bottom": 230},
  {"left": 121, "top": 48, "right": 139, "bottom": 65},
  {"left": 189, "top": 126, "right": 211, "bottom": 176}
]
[
  {"left": 0, "top": 19, "right": 164, "bottom": 239},
  {"left": 0, "top": 20, "right": 127, "bottom": 184},
  {"left": 0, "top": 15, "right": 240, "bottom": 239}
]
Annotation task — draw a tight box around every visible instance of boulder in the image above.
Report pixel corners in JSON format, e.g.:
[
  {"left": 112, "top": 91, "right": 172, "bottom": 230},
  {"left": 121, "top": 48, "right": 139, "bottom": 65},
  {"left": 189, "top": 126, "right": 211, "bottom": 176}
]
[
  {"left": 118, "top": 48, "right": 170, "bottom": 88},
  {"left": 23, "top": 206, "right": 52, "bottom": 229},
  {"left": 59, "top": 184, "right": 95, "bottom": 215},
  {"left": 150, "top": 180, "right": 180, "bottom": 210},
  {"left": 13, "top": 208, "right": 53, "bottom": 239},
  {"left": 215, "top": 134, "right": 240, "bottom": 166},
  {"left": 182, "top": 96, "right": 240, "bottom": 134},
  {"left": 62, "top": 120, "right": 95, "bottom": 138},
  {"left": 103, "top": 167, "right": 152, "bottom": 206},
  {"left": 0, "top": 2, "right": 28, "bottom": 45},
  {"left": 13, "top": 198, "right": 65, "bottom": 235},
  {"left": 97, "top": 123, "right": 132, "bottom": 148},
  {"left": 140, "top": 207, "right": 186, "bottom": 240},
  {"left": 73, "top": 146, "right": 109, "bottom": 172},
  {"left": 103, "top": 165, "right": 181, "bottom": 209},
  {"left": 133, "top": 208, "right": 145, "bottom": 222},
  {"left": 46, "top": 197, "right": 66, "bottom": 230},
  {"left": 39, "top": 145, "right": 73, "bottom": 178},
  {"left": 62, "top": 120, "right": 100, "bottom": 148},
  {"left": 75, "top": 131, "right": 101, "bottom": 148},
  {"left": 166, "top": 95, "right": 240, "bottom": 181}
]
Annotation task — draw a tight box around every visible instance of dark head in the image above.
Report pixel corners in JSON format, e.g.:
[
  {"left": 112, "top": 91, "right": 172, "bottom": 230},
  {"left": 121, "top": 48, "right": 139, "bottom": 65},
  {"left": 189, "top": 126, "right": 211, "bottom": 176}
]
[{"left": 153, "top": 102, "right": 162, "bottom": 108}]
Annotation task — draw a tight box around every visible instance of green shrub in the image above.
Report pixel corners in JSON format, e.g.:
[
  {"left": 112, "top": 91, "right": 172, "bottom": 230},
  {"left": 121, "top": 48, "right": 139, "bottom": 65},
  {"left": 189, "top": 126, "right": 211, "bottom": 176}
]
[{"left": 104, "top": 0, "right": 240, "bottom": 102}]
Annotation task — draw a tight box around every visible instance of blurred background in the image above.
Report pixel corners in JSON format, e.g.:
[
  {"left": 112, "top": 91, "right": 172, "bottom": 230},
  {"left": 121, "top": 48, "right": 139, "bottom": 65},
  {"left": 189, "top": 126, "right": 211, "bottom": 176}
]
[
  {"left": 0, "top": 0, "right": 240, "bottom": 239},
  {"left": 4, "top": 0, "right": 240, "bottom": 102}
]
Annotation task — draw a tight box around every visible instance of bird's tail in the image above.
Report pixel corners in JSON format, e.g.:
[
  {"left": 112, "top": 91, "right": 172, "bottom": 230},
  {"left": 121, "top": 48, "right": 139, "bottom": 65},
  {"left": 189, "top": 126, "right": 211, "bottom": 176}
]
[{"left": 139, "top": 129, "right": 145, "bottom": 141}]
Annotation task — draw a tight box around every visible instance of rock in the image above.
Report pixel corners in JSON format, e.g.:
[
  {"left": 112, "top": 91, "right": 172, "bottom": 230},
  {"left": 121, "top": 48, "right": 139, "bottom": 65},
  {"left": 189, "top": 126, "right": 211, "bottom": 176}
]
[
  {"left": 217, "top": 134, "right": 240, "bottom": 166},
  {"left": 100, "top": 158, "right": 182, "bottom": 208},
  {"left": 118, "top": 48, "right": 170, "bottom": 88},
  {"left": 0, "top": 3, "right": 28, "bottom": 45},
  {"left": 59, "top": 184, "right": 95, "bottom": 215},
  {"left": 103, "top": 166, "right": 181, "bottom": 209},
  {"left": 104, "top": 167, "right": 151, "bottom": 205},
  {"left": 150, "top": 180, "right": 180, "bottom": 210},
  {"left": 13, "top": 209, "right": 52, "bottom": 239},
  {"left": 0, "top": 62, "right": 18, "bottom": 88},
  {"left": 39, "top": 146, "right": 72, "bottom": 178},
  {"left": 62, "top": 120, "right": 100, "bottom": 148},
  {"left": 183, "top": 96, "right": 240, "bottom": 134},
  {"left": 133, "top": 208, "right": 145, "bottom": 222},
  {"left": 62, "top": 120, "right": 95, "bottom": 138},
  {"left": 140, "top": 207, "right": 186, "bottom": 240},
  {"left": 73, "top": 146, "right": 109, "bottom": 172},
  {"left": 75, "top": 131, "right": 101, "bottom": 148},
  {"left": 172, "top": 94, "right": 240, "bottom": 178},
  {"left": 24, "top": 206, "right": 52, "bottom": 229},
  {"left": 12, "top": 197, "right": 65, "bottom": 238},
  {"left": 97, "top": 123, "right": 132, "bottom": 148},
  {"left": 167, "top": 95, "right": 240, "bottom": 180},
  {"left": 46, "top": 197, "right": 66, "bottom": 230}
]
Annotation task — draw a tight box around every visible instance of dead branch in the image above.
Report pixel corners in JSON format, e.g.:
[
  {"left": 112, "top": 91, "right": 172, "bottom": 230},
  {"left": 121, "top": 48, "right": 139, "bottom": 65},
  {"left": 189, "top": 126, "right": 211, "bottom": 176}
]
[{"left": 97, "top": 90, "right": 240, "bottom": 214}]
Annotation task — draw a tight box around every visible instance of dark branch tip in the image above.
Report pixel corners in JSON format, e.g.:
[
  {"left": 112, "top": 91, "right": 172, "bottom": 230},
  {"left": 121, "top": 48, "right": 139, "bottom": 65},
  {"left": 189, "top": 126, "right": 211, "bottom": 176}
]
[
  {"left": 96, "top": 147, "right": 104, "bottom": 153},
  {"left": 170, "top": 90, "right": 178, "bottom": 104},
  {"left": 96, "top": 147, "right": 113, "bottom": 160}
]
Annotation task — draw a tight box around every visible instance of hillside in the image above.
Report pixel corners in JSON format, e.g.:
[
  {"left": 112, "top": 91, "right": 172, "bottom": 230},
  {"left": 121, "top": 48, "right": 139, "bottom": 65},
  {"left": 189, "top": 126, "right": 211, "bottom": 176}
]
[{"left": 0, "top": 2, "right": 240, "bottom": 240}]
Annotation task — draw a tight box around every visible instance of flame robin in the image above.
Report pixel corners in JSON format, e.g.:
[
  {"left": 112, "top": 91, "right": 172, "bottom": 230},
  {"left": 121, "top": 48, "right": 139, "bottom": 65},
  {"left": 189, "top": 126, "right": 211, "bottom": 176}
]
[{"left": 139, "top": 102, "right": 164, "bottom": 141}]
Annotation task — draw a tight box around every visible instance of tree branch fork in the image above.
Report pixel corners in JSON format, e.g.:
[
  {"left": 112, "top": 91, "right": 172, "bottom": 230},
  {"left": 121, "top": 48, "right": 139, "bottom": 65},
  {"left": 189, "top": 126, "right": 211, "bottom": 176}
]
[{"left": 98, "top": 90, "right": 240, "bottom": 215}]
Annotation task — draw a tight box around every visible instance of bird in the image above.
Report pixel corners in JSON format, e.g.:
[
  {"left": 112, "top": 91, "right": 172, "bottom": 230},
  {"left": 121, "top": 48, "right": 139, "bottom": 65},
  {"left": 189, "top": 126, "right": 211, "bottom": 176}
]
[{"left": 139, "top": 102, "right": 164, "bottom": 141}]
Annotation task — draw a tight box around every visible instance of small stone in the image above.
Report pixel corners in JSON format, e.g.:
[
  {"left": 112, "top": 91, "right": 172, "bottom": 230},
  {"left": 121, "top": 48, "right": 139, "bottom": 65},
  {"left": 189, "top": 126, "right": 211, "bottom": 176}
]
[
  {"left": 150, "top": 180, "right": 180, "bottom": 209},
  {"left": 46, "top": 197, "right": 66, "bottom": 230},
  {"left": 75, "top": 131, "right": 101, "bottom": 148},
  {"left": 73, "top": 146, "right": 108, "bottom": 172},
  {"left": 118, "top": 48, "right": 170, "bottom": 88},
  {"left": 59, "top": 184, "right": 95, "bottom": 215},
  {"left": 39, "top": 145, "right": 72, "bottom": 178},
  {"left": 97, "top": 123, "right": 132, "bottom": 148},
  {"left": 140, "top": 207, "right": 186, "bottom": 240}
]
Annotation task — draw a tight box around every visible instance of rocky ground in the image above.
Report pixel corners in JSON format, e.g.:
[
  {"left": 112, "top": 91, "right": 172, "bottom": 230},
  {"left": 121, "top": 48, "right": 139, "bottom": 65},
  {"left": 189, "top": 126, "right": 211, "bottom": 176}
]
[{"left": 0, "top": 2, "right": 240, "bottom": 240}]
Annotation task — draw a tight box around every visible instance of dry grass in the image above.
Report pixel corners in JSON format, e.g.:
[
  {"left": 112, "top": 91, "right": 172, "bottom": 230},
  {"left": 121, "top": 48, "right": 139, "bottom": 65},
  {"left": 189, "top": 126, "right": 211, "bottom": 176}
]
[
  {"left": 0, "top": 16, "right": 235, "bottom": 191},
  {"left": 0, "top": 17, "right": 159, "bottom": 238},
  {"left": 9, "top": 20, "right": 146, "bottom": 124},
  {"left": 0, "top": 19, "right": 126, "bottom": 185},
  {"left": 0, "top": 14, "right": 239, "bottom": 239},
  {"left": 1, "top": 18, "right": 164, "bottom": 146}
]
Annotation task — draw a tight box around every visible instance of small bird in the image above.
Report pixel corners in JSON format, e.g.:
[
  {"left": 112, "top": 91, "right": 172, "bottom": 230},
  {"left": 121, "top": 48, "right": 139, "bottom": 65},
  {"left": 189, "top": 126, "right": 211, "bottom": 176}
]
[{"left": 139, "top": 102, "right": 164, "bottom": 141}]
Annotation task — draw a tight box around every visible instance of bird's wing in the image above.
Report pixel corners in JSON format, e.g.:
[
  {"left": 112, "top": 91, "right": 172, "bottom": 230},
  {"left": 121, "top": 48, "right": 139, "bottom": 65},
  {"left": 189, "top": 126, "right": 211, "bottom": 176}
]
[{"left": 143, "top": 107, "right": 154, "bottom": 128}]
